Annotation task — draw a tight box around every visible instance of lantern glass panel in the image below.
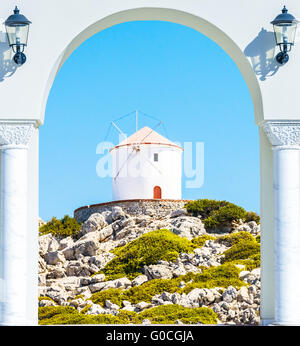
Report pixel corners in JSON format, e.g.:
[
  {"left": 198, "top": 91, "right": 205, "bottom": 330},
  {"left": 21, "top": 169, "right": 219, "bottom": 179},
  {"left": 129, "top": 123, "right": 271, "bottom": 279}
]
[
  {"left": 5, "top": 24, "right": 30, "bottom": 47},
  {"left": 273, "top": 22, "right": 297, "bottom": 45}
]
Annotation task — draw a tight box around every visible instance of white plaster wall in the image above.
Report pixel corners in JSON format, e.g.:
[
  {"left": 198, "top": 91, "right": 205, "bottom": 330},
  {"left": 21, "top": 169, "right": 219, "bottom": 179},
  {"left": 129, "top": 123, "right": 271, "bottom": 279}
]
[
  {"left": 0, "top": 0, "right": 300, "bottom": 123},
  {"left": 111, "top": 144, "right": 182, "bottom": 200}
]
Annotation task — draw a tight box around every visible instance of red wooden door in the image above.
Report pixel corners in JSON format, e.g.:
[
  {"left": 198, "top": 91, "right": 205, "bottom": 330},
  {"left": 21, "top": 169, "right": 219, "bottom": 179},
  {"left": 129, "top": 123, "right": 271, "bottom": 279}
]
[{"left": 153, "top": 186, "right": 162, "bottom": 199}]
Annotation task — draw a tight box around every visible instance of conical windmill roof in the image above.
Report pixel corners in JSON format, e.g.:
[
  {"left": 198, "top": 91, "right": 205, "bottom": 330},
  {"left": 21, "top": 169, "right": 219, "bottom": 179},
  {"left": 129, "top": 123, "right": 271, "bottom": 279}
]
[{"left": 111, "top": 126, "right": 183, "bottom": 151}]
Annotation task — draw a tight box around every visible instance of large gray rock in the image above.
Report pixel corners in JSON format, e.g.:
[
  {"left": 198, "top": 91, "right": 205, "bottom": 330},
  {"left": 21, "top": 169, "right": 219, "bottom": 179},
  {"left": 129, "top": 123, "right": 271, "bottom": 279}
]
[
  {"left": 170, "top": 216, "right": 206, "bottom": 240},
  {"left": 88, "top": 253, "right": 115, "bottom": 270},
  {"left": 38, "top": 256, "right": 47, "bottom": 273},
  {"left": 86, "top": 304, "right": 106, "bottom": 315},
  {"left": 111, "top": 206, "right": 125, "bottom": 221},
  {"left": 80, "top": 213, "right": 108, "bottom": 236},
  {"left": 39, "top": 234, "right": 60, "bottom": 256},
  {"left": 132, "top": 275, "right": 148, "bottom": 286},
  {"left": 45, "top": 285, "right": 69, "bottom": 304},
  {"left": 100, "top": 210, "right": 113, "bottom": 224},
  {"left": 170, "top": 208, "right": 188, "bottom": 218},
  {"left": 144, "top": 264, "right": 173, "bottom": 280},
  {"left": 105, "top": 300, "right": 120, "bottom": 310},
  {"left": 88, "top": 282, "right": 108, "bottom": 293},
  {"left": 58, "top": 236, "right": 74, "bottom": 251},
  {"left": 222, "top": 286, "right": 237, "bottom": 303},
  {"left": 198, "top": 288, "right": 216, "bottom": 305},
  {"left": 39, "top": 299, "right": 56, "bottom": 307},
  {"left": 135, "top": 301, "right": 152, "bottom": 311},
  {"left": 98, "top": 225, "right": 114, "bottom": 242},
  {"left": 63, "top": 232, "right": 100, "bottom": 260},
  {"left": 46, "top": 265, "right": 66, "bottom": 279},
  {"left": 91, "top": 274, "right": 106, "bottom": 284},
  {"left": 114, "top": 277, "right": 132, "bottom": 288},
  {"left": 74, "top": 238, "right": 99, "bottom": 257},
  {"left": 89, "top": 277, "right": 132, "bottom": 293},
  {"left": 65, "top": 261, "right": 96, "bottom": 277},
  {"left": 38, "top": 273, "right": 46, "bottom": 286},
  {"left": 44, "top": 251, "right": 65, "bottom": 265},
  {"left": 187, "top": 288, "right": 202, "bottom": 307},
  {"left": 237, "top": 286, "right": 251, "bottom": 303},
  {"left": 172, "top": 265, "right": 187, "bottom": 277}
]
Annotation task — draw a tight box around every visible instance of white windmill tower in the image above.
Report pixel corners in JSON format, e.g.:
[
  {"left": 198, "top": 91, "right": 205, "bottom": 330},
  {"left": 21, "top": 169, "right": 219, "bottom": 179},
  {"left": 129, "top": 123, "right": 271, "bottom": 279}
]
[{"left": 109, "top": 111, "right": 183, "bottom": 201}]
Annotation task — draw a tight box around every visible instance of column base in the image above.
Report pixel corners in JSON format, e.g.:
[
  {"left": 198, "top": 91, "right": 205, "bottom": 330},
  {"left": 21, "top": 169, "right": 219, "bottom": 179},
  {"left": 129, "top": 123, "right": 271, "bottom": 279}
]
[
  {"left": 0, "top": 319, "right": 38, "bottom": 326},
  {"left": 270, "top": 321, "right": 300, "bottom": 326},
  {"left": 260, "top": 318, "right": 274, "bottom": 326}
]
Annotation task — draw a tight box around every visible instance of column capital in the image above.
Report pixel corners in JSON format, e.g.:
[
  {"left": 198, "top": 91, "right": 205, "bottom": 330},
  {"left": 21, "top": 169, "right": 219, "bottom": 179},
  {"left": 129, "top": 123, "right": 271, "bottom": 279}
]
[
  {"left": 260, "top": 120, "right": 300, "bottom": 149},
  {"left": 0, "top": 120, "right": 38, "bottom": 149}
]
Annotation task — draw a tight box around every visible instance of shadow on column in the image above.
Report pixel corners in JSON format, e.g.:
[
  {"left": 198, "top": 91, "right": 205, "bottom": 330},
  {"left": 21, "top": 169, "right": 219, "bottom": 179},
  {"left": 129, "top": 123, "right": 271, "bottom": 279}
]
[
  {"left": 0, "top": 29, "right": 17, "bottom": 82},
  {"left": 244, "top": 28, "right": 280, "bottom": 81}
]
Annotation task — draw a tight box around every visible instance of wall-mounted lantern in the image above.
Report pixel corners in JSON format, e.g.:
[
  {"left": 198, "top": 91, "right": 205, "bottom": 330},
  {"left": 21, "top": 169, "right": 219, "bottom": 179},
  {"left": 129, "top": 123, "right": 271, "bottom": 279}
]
[
  {"left": 5, "top": 6, "right": 31, "bottom": 65},
  {"left": 271, "top": 6, "right": 299, "bottom": 65}
]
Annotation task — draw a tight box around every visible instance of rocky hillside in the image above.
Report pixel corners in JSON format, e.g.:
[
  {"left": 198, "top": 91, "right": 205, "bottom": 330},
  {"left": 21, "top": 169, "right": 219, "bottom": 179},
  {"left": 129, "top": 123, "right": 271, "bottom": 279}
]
[{"left": 38, "top": 200, "right": 261, "bottom": 325}]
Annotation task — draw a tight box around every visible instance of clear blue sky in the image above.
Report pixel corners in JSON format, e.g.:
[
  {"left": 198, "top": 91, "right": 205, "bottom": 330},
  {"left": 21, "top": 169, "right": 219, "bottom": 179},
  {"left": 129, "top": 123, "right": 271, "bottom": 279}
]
[{"left": 40, "top": 21, "right": 259, "bottom": 222}]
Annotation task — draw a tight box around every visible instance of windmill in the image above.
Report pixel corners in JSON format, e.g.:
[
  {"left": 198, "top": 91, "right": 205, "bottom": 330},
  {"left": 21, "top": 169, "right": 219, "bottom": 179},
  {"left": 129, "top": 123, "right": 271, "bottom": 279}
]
[
  {"left": 108, "top": 110, "right": 165, "bottom": 179},
  {"left": 107, "top": 110, "right": 183, "bottom": 201}
]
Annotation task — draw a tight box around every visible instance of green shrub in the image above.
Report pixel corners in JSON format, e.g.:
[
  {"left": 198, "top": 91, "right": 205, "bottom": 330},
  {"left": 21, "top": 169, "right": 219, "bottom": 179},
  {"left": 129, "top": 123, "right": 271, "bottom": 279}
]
[
  {"left": 38, "top": 306, "right": 139, "bottom": 325},
  {"left": 39, "top": 306, "right": 78, "bottom": 321},
  {"left": 245, "top": 211, "right": 260, "bottom": 225},
  {"left": 185, "top": 199, "right": 256, "bottom": 231},
  {"left": 218, "top": 231, "right": 256, "bottom": 246},
  {"left": 123, "top": 279, "right": 181, "bottom": 304},
  {"left": 222, "top": 240, "right": 260, "bottom": 263},
  {"left": 90, "top": 279, "right": 181, "bottom": 306},
  {"left": 185, "top": 199, "right": 229, "bottom": 218},
  {"left": 137, "top": 304, "right": 218, "bottom": 324},
  {"left": 228, "top": 258, "right": 260, "bottom": 271},
  {"left": 80, "top": 304, "right": 92, "bottom": 314},
  {"left": 90, "top": 263, "right": 246, "bottom": 307},
  {"left": 38, "top": 296, "right": 55, "bottom": 302},
  {"left": 99, "top": 229, "right": 195, "bottom": 280},
  {"left": 192, "top": 235, "right": 216, "bottom": 248},
  {"left": 181, "top": 264, "right": 246, "bottom": 294},
  {"left": 217, "top": 231, "right": 260, "bottom": 270},
  {"left": 90, "top": 288, "right": 123, "bottom": 307},
  {"left": 39, "top": 215, "right": 81, "bottom": 238},
  {"left": 73, "top": 294, "right": 84, "bottom": 300},
  {"left": 203, "top": 205, "right": 247, "bottom": 230},
  {"left": 38, "top": 305, "right": 217, "bottom": 325}
]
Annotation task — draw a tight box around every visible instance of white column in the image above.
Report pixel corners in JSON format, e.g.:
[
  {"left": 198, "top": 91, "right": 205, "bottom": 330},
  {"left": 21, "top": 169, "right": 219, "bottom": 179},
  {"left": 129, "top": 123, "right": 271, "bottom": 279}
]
[
  {"left": 262, "top": 120, "right": 300, "bottom": 326},
  {"left": 0, "top": 120, "right": 36, "bottom": 326}
]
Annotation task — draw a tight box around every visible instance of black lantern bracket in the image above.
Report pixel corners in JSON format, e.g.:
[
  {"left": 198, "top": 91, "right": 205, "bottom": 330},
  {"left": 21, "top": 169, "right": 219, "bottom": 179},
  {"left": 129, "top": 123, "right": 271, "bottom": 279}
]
[
  {"left": 271, "top": 6, "right": 299, "bottom": 65},
  {"left": 4, "top": 6, "right": 32, "bottom": 66}
]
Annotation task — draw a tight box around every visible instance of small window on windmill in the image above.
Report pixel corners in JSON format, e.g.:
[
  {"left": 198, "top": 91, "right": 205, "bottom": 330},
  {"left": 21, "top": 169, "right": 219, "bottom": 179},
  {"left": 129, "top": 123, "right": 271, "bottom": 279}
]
[{"left": 154, "top": 153, "right": 158, "bottom": 162}]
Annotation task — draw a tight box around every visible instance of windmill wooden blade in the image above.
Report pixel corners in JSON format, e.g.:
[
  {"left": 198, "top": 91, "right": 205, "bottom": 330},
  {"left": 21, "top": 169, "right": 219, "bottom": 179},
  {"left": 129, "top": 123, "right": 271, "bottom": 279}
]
[{"left": 113, "top": 147, "right": 136, "bottom": 180}]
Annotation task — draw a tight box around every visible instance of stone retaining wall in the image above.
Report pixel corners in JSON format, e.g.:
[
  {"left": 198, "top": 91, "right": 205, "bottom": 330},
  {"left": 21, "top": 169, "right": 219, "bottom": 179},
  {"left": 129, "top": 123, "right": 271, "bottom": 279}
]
[{"left": 74, "top": 199, "right": 192, "bottom": 223}]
